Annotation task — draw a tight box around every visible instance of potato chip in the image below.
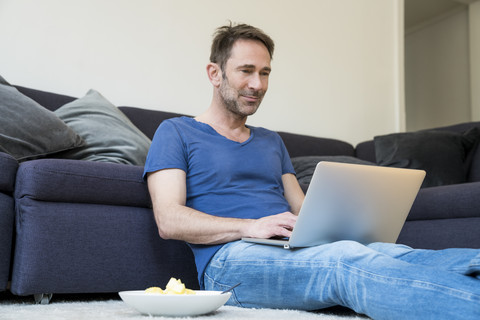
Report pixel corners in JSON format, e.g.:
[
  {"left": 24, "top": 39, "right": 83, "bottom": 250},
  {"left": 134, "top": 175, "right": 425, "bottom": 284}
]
[{"left": 145, "top": 278, "right": 195, "bottom": 295}]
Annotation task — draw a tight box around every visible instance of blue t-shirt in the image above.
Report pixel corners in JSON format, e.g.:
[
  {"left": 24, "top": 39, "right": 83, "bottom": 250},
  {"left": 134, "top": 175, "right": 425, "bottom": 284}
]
[{"left": 143, "top": 117, "right": 295, "bottom": 284}]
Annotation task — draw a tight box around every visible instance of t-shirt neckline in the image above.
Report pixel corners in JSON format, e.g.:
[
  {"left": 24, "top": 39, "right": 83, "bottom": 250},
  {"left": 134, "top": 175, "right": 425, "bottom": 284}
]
[{"left": 184, "top": 116, "right": 254, "bottom": 145}]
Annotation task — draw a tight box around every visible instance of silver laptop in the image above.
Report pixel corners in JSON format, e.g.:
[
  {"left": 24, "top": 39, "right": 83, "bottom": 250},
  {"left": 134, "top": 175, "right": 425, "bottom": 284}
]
[{"left": 242, "top": 161, "right": 425, "bottom": 249}]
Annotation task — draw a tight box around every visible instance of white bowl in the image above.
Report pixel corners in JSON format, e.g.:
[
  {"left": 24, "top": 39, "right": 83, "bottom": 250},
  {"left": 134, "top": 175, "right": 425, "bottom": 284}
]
[{"left": 118, "top": 290, "right": 232, "bottom": 317}]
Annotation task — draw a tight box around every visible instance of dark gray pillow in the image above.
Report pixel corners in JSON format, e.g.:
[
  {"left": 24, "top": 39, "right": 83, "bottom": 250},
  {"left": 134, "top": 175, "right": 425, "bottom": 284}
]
[
  {"left": 291, "top": 155, "right": 376, "bottom": 185},
  {"left": 374, "top": 128, "right": 480, "bottom": 188},
  {"left": 54, "top": 89, "right": 151, "bottom": 165},
  {"left": 0, "top": 75, "right": 85, "bottom": 161}
]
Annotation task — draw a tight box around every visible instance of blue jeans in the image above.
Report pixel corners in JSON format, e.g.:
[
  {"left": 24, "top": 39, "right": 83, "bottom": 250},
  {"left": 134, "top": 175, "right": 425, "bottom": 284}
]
[{"left": 203, "top": 240, "right": 480, "bottom": 320}]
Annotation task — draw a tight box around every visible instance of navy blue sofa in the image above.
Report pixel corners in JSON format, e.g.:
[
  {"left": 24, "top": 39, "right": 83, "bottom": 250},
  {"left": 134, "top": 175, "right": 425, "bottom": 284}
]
[
  {"left": 0, "top": 152, "right": 17, "bottom": 293},
  {"left": 2, "top": 85, "right": 480, "bottom": 303}
]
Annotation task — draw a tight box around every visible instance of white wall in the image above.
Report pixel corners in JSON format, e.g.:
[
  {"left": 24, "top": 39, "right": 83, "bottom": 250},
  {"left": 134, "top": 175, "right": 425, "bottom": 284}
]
[
  {"left": 471, "top": 1, "right": 480, "bottom": 121},
  {"left": 0, "top": 0, "right": 404, "bottom": 146},
  {"left": 405, "top": 7, "right": 471, "bottom": 132}
]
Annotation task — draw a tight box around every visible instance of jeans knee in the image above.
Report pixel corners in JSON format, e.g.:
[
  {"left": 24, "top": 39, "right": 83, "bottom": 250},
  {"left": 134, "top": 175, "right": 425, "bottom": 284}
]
[
  {"left": 367, "top": 242, "right": 414, "bottom": 258},
  {"left": 328, "top": 241, "right": 380, "bottom": 265},
  {"left": 333, "top": 240, "right": 369, "bottom": 253}
]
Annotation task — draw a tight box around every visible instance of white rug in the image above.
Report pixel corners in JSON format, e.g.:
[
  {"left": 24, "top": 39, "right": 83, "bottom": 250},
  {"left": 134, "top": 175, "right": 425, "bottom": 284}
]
[{"left": 0, "top": 299, "right": 366, "bottom": 320}]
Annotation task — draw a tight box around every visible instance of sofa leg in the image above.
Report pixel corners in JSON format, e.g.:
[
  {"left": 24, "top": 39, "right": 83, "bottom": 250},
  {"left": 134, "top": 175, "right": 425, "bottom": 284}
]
[{"left": 34, "top": 293, "right": 53, "bottom": 304}]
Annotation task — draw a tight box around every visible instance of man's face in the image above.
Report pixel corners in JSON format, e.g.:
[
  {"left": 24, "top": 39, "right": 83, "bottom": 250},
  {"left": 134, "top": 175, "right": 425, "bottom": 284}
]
[{"left": 218, "top": 39, "right": 271, "bottom": 118}]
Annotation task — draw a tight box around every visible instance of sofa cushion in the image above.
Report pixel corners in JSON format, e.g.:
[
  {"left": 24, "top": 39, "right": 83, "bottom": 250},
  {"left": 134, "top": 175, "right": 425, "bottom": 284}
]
[
  {"left": 55, "top": 90, "right": 151, "bottom": 165},
  {"left": 291, "top": 155, "right": 375, "bottom": 185},
  {"left": 0, "top": 76, "right": 85, "bottom": 161},
  {"left": 467, "top": 142, "right": 480, "bottom": 182},
  {"left": 374, "top": 128, "right": 480, "bottom": 188},
  {"left": 355, "top": 140, "right": 376, "bottom": 163}
]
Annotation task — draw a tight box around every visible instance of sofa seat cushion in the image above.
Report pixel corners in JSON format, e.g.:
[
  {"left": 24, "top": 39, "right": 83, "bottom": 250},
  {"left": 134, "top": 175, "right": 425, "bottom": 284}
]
[
  {"left": 15, "top": 159, "right": 151, "bottom": 208},
  {"left": 0, "top": 152, "right": 18, "bottom": 193}
]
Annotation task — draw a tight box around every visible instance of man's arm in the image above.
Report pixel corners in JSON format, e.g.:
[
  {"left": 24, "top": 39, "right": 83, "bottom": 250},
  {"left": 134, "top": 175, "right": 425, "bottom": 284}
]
[
  {"left": 147, "top": 169, "right": 297, "bottom": 245},
  {"left": 282, "top": 173, "right": 305, "bottom": 215}
]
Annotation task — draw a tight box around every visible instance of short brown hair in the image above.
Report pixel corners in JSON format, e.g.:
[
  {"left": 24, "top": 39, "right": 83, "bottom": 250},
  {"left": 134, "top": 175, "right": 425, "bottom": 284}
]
[{"left": 210, "top": 22, "right": 275, "bottom": 72}]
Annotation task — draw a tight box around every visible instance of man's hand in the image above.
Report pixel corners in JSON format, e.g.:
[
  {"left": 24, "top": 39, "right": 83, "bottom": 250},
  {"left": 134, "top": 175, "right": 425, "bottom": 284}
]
[{"left": 242, "top": 212, "right": 297, "bottom": 239}]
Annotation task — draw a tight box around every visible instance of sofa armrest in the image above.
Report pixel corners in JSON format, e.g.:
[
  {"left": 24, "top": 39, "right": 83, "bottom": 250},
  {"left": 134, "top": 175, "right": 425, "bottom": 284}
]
[
  {"left": 0, "top": 152, "right": 18, "bottom": 193},
  {"left": 408, "top": 181, "right": 480, "bottom": 221},
  {"left": 15, "top": 159, "right": 151, "bottom": 208}
]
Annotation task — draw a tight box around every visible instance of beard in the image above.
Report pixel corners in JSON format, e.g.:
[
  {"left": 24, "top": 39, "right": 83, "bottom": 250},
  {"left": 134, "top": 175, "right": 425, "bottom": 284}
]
[{"left": 219, "top": 75, "right": 266, "bottom": 118}]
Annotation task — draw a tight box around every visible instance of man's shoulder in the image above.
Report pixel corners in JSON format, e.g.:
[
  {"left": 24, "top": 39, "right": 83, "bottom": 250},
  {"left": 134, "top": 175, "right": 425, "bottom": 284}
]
[
  {"left": 161, "top": 116, "right": 191, "bottom": 126},
  {"left": 251, "top": 126, "right": 281, "bottom": 139},
  {"left": 158, "top": 116, "right": 196, "bottom": 132}
]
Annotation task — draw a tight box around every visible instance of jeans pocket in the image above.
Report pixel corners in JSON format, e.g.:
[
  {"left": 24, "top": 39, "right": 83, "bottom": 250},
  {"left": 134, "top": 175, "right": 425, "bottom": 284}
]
[
  {"left": 466, "top": 256, "right": 480, "bottom": 278},
  {"left": 203, "top": 271, "right": 243, "bottom": 307}
]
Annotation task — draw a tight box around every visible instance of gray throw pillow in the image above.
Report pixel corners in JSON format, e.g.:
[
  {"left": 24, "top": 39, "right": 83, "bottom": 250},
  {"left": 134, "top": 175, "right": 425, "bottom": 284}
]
[
  {"left": 0, "top": 75, "right": 85, "bottom": 161},
  {"left": 291, "top": 155, "right": 376, "bottom": 185},
  {"left": 54, "top": 89, "right": 151, "bottom": 165},
  {"left": 374, "top": 128, "right": 480, "bottom": 188}
]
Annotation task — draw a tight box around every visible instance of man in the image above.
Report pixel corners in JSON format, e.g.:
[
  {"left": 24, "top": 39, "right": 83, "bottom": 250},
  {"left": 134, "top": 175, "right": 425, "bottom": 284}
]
[{"left": 144, "top": 23, "right": 480, "bottom": 319}]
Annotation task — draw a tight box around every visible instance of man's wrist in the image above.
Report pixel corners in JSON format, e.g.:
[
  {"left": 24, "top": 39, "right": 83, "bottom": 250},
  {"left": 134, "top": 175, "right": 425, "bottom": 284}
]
[{"left": 237, "top": 218, "right": 255, "bottom": 239}]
